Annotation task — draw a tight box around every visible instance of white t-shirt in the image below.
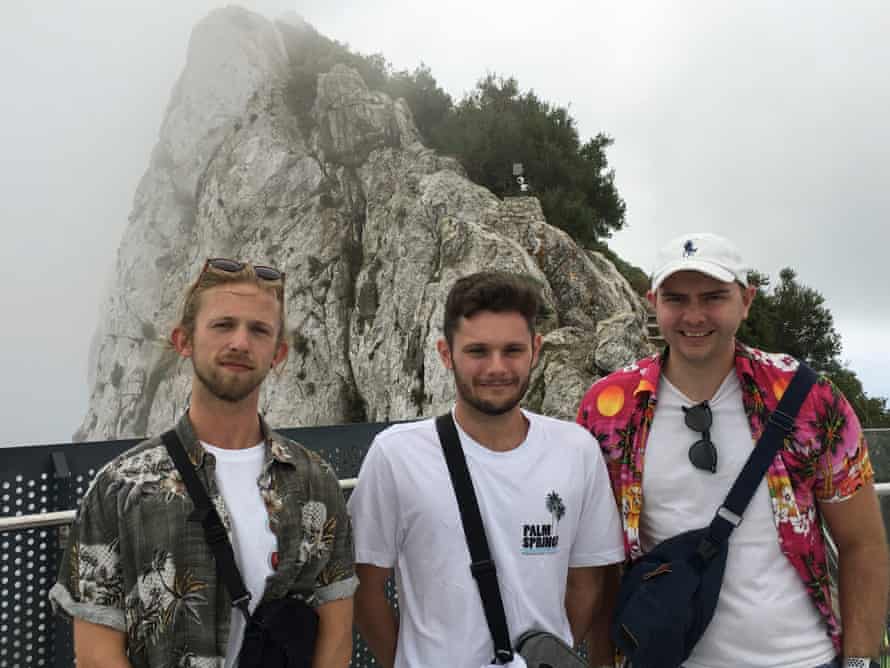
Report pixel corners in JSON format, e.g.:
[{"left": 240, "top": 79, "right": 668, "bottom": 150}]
[
  {"left": 202, "top": 442, "right": 277, "bottom": 668},
  {"left": 642, "top": 373, "right": 835, "bottom": 668},
  {"left": 348, "top": 410, "right": 625, "bottom": 668}
]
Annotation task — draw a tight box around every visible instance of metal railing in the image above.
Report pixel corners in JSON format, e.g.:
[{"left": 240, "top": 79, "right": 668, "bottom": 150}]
[
  {"left": 3, "top": 473, "right": 890, "bottom": 535},
  {"left": 3, "top": 480, "right": 889, "bottom": 534},
  {"left": 0, "top": 478, "right": 358, "bottom": 533}
]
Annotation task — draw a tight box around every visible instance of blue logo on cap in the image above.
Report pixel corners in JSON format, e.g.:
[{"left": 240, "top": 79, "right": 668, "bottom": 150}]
[{"left": 683, "top": 240, "right": 697, "bottom": 258}]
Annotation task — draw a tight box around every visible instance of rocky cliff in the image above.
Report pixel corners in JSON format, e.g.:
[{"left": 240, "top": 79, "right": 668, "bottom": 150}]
[{"left": 75, "top": 7, "right": 651, "bottom": 441}]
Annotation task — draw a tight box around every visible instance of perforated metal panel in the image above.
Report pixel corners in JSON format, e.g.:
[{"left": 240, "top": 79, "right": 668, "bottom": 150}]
[
  {"left": 0, "top": 467, "right": 66, "bottom": 668},
  {"left": 0, "top": 528, "right": 55, "bottom": 667}
]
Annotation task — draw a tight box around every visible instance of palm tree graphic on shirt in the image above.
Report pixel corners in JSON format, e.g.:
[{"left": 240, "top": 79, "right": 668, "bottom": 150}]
[{"left": 546, "top": 491, "right": 566, "bottom": 527}]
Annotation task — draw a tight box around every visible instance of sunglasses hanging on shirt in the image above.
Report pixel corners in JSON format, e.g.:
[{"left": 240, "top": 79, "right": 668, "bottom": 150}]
[{"left": 683, "top": 401, "right": 718, "bottom": 473}]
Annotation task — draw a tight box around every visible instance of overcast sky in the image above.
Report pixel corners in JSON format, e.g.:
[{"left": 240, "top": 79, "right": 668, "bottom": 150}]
[{"left": 2, "top": 1, "right": 888, "bottom": 446}]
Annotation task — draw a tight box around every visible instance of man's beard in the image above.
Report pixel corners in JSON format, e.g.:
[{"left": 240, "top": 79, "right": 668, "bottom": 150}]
[
  {"left": 193, "top": 357, "right": 268, "bottom": 403},
  {"left": 452, "top": 364, "right": 531, "bottom": 416}
]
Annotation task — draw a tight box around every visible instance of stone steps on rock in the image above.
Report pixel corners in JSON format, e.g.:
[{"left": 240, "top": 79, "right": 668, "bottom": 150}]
[{"left": 646, "top": 312, "right": 665, "bottom": 345}]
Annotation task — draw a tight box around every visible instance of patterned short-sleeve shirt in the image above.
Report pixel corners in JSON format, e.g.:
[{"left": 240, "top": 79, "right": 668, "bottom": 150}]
[
  {"left": 576, "top": 342, "right": 873, "bottom": 655},
  {"left": 50, "top": 413, "right": 357, "bottom": 668}
]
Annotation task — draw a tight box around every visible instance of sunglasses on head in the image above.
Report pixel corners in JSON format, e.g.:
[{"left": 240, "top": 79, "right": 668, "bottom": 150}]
[
  {"left": 683, "top": 401, "right": 717, "bottom": 473},
  {"left": 202, "top": 258, "right": 284, "bottom": 282}
]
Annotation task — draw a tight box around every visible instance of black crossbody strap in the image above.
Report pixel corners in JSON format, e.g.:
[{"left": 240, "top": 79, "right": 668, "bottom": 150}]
[
  {"left": 707, "top": 362, "right": 818, "bottom": 546},
  {"left": 161, "top": 430, "right": 251, "bottom": 620},
  {"left": 435, "top": 414, "right": 515, "bottom": 665}
]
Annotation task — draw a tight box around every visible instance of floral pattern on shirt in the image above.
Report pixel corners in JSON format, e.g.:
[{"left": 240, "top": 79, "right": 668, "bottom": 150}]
[
  {"left": 50, "top": 413, "right": 357, "bottom": 668},
  {"left": 125, "top": 550, "right": 208, "bottom": 656},
  {"left": 72, "top": 539, "right": 124, "bottom": 608},
  {"left": 576, "top": 342, "right": 873, "bottom": 654}
]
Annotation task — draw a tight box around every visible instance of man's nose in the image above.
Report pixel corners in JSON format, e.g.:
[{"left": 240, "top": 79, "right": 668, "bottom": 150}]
[
  {"left": 228, "top": 325, "right": 250, "bottom": 351},
  {"left": 683, "top": 300, "right": 706, "bottom": 323},
  {"left": 487, "top": 351, "right": 509, "bottom": 372}
]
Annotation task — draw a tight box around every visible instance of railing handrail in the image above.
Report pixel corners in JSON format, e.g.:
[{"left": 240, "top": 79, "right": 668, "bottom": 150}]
[
  {"left": 2, "top": 479, "right": 889, "bottom": 534},
  {"left": 0, "top": 478, "right": 357, "bottom": 533}
]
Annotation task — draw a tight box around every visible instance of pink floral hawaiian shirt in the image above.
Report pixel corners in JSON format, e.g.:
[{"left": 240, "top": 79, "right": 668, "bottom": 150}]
[{"left": 576, "top": 341, "right": 874, "bottom": 653}]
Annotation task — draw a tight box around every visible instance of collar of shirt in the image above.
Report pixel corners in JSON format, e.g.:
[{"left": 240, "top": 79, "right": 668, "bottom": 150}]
[
  {"left": 173, "top": 412, "right": 299, "bottom": 475},
  {"left": 634, "top": 340, "right": 766, "bottom": 406}
]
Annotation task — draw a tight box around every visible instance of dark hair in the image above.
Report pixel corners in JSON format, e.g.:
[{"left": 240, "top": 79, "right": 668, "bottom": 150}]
[{"left": 443, "top": 271, "right": 541, "bottom": 345}]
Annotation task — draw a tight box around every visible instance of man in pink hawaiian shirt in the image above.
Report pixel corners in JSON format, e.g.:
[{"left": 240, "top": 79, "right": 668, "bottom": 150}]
[{"left": 578, "top": 232, "right": 888, "bottom": 668}]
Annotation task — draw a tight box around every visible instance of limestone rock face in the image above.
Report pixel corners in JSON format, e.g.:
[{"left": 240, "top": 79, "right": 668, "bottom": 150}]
[
  {"left": 595, "top": 312, "right": 651, "bottom": 375},
  {"left": 76, "top": 8, "right": 652, "bottom": 441}
]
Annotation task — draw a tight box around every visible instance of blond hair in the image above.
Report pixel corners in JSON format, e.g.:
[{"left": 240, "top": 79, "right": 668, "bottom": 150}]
[{"left": 175, "top": 262, "right": 286, "bottom": 344}]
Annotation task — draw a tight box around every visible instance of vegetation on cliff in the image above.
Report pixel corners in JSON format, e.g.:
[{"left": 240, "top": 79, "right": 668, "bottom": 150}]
[{"left": 276, "top": 22, "right": 628, "bottom": 251}]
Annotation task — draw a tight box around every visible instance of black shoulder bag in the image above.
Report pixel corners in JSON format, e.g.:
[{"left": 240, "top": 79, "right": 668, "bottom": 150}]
[
  {"left": 435, "top": 413, "right": 587, "bottom": 668},
  {"left": 161, "top": 430, "right": 318, "bottom": 668},
  {"left": 611, "top": 362, "right": 817, "bottom": 668}
]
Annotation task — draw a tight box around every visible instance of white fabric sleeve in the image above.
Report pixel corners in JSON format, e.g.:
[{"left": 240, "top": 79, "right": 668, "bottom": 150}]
[
  {"left": 568, "top": 431, "right": 625, "bottom": 567},
  {"left": 347, "top": 438, "right": 401, "bottom": 568}
]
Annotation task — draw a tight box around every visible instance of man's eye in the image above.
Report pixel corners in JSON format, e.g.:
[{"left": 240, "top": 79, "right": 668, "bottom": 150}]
[
  {"left": 213, "top": 322, "right": 232, "bottom": 329},
  {"left": 252, "top": 326, "right": 272, "bottom": 336},
  {"left": 466, "top": 348, "right": 486, "bottom": 356}
]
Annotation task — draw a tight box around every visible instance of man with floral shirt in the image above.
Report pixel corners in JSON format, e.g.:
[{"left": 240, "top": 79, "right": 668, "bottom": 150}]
[
  {"left": 50, "top": 259, "right": 356, "bottom": 668},
  {"left": 577, "top": 233, "right": 888, "bottom": 668}
]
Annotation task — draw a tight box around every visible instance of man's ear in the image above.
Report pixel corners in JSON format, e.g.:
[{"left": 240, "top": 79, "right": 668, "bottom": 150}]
[
  {"left": 531, "top": 333, "right": 543, "bottom": 369},
  {"left": 272, "top": 340, "right": 289, "bottom": 368},
  {"left": 436, "top": 338, "right": 453, "bottom": 371},
  {"left": 171, "top": 327, "right": 193, "bottom": 358},
  {"left": 740, "top": 284, "right": 757, "bottom": 318},
  {"left": 646, "top": 289, "right": 657, "bottom": 309}
]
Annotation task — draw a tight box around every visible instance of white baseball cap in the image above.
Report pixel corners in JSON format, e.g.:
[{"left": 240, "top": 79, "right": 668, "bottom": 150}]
[{"left": 651, "top": 233, "right": 750, "bottom": 291}]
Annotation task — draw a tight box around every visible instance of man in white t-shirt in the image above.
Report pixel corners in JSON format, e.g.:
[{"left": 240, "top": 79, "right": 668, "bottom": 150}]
[
  {"left": 578, "top": 233, "right": 888, "bottom": 668},
  {"left": 349, "top": 271, "right": 625, "bottom": 668},
  {"left": 52, "top": 259, "right": 356, "bottom": 668}
]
